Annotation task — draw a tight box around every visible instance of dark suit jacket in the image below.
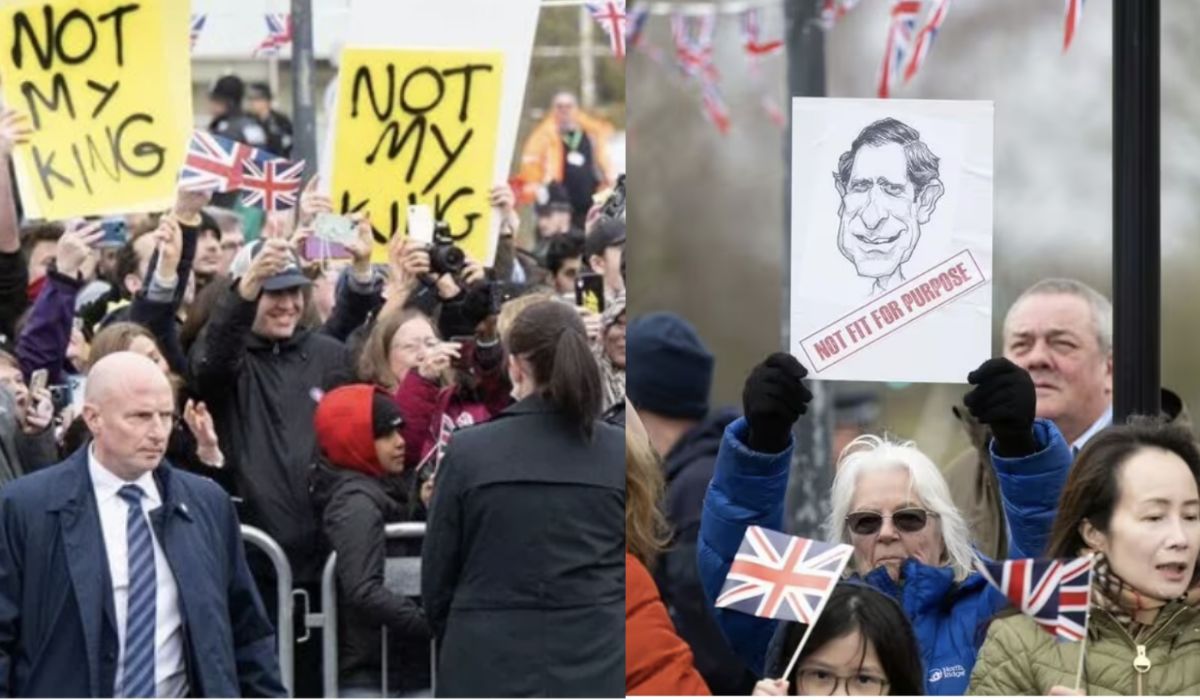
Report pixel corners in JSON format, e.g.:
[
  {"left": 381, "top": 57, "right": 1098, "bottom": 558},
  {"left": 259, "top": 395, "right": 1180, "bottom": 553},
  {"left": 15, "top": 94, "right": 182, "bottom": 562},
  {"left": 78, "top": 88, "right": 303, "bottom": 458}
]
[{"left": 0, "top": 447, "right": 286, "bottom": 697}]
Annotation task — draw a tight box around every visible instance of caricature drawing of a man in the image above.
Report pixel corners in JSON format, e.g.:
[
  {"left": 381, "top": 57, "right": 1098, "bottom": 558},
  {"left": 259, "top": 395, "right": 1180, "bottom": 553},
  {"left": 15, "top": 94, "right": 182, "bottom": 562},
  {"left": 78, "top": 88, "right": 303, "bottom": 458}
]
[{"left": 833, "top": 118, "right": 945, "bottom": 296}]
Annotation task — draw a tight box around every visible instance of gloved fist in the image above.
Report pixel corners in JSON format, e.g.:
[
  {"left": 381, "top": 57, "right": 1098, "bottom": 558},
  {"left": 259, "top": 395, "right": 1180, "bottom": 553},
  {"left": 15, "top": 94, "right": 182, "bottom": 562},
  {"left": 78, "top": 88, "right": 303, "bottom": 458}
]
[
  {"left": 742, "top": 353, "right": 813, "bottom": 454},
  {"left": 964, "top": 357, "right": 1037, "bottom": 458}
]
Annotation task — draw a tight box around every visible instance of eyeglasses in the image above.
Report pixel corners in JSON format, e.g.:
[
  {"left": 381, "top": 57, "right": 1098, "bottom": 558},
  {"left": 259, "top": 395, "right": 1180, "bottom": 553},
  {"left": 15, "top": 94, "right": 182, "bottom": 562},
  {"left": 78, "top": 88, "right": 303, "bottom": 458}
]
[
  {"left": 796, "top": 669, "right": 889, "bottom": 696},
  {"left": 845, "top": 508, "right": 938, "bottom": 536}
]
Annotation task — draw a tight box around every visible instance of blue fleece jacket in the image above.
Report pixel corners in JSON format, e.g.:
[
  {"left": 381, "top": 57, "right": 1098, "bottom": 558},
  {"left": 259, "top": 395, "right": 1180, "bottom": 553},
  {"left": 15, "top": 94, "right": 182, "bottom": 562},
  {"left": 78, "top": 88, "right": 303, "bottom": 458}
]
[{"left": 697, "top": 417, "right": 1072, "bottom": 695}]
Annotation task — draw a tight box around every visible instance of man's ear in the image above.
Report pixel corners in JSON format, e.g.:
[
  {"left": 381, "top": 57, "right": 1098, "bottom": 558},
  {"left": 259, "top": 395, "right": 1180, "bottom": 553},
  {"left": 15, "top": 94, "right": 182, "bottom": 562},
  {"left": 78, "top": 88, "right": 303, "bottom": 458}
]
[
  {"left": 915, "top": 179, "right": 944, "bottom": 224},
  {"left": 588, "top": 254, "right": 605, "bottom": 274},
  {"left": 81, "top": 403, "right": 101, "bottom": 436}
]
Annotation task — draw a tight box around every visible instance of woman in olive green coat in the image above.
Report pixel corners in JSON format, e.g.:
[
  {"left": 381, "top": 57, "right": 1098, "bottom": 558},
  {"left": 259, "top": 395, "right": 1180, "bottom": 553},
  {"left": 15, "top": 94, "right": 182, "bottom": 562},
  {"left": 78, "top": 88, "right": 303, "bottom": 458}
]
[{"left": 969, "top": 419, "right": 1200, "bottom": 696}]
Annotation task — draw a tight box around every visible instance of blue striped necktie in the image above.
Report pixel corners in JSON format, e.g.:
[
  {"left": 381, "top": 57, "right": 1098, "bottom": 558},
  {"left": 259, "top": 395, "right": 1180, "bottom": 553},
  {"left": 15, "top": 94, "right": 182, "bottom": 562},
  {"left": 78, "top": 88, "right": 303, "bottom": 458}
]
[{"left": 118, "top": 484, "right": 156, "bottom": 698}]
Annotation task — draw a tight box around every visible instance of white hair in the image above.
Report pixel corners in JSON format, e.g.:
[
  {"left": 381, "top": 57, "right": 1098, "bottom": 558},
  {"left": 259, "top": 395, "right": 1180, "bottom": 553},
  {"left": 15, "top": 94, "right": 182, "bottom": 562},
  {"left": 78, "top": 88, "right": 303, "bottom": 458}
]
[
  {"left": 825, "top": 434, "right": 976, "bottom": 582},
  {"left": 1005, "top": 278, "right": 1113, "bottom": 354}
]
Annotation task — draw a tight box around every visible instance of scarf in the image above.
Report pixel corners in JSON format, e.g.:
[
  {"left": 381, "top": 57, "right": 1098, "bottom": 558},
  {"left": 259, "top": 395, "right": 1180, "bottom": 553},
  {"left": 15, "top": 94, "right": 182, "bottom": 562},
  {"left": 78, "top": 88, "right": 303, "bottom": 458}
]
[{"left": 1086, "top": 551, "right": 1200, "bottom": 637}]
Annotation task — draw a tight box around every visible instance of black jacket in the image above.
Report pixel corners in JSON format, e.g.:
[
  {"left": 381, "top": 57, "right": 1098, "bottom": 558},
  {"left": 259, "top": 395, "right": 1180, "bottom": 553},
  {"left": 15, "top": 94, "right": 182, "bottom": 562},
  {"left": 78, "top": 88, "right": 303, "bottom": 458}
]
[
  {"left": 422, "top": 395, "right": 624, "bottom": 697},
  {"left": 655, "top": 408, "right": 757, "bottom": 696},
  {"left": 309, "top": 462, "right": 430, "bottom": 691},
  {"left": 188, "top": 284, "right": 361, "bottom": 583}
]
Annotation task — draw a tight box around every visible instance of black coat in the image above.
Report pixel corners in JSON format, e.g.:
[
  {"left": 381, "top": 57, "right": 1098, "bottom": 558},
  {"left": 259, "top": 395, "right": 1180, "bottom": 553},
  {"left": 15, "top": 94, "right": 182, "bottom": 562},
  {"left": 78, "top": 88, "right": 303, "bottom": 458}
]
[
  {"left": 188, "top": 284, "right": 360, "bottom": 583},
  {"left": 422, "top": 395, "right": 624, "bottom": 697},
  {"left": 309, "top": 462, "right": 431, "bottom": 691},
  {"left": 654, "top": 408, "right": 757, "bottom": 695}
]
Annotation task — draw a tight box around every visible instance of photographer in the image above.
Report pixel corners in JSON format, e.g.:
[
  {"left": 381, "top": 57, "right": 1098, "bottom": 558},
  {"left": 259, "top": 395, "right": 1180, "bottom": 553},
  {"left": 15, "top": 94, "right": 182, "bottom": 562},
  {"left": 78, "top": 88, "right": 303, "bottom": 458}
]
[
  {"left": 0, "top": 350, "right": 57, "bottom": 484},
  {"left": 393, "top": 261, "right": 512, "bottom": 473}
]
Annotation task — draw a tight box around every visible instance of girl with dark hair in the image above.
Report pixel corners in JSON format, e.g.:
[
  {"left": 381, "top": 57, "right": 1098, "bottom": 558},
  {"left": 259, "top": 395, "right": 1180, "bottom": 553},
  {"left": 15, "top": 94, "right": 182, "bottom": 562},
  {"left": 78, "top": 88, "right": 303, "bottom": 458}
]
[
  {"left": 421, "top": 300, "right": 623, "bottom": 697},
  {"left": 753, "top": 584, "right": 924, "bottom": 696},
  {"left": 969, "top": 418, "right": 1200, "bottom": 696}
]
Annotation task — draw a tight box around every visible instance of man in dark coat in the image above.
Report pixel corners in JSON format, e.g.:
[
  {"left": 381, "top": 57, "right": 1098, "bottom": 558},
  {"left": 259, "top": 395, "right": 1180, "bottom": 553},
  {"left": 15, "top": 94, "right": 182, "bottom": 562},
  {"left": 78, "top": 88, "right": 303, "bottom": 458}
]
[
  {"left": 626, "top": 312, "right": 756, "bottom": 696},
  {"left": 0, "top": 353, "right": 285, "bottom": 697},
  {"left": 422, "top": 393, "right": 625, "bottom": 697},
  {"left": 189, "top": 236, "right": 380, "bottom": 696}
]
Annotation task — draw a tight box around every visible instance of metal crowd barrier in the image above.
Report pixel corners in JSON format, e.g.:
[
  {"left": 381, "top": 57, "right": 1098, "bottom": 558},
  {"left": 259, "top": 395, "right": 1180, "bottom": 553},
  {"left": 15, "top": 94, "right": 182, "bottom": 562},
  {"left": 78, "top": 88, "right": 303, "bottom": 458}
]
[
  {"left": 240, "top": 525, "right": 295, "bottom": 697},
  {"left": 306, "top": 522, "right": 430, "bottom": 699}
]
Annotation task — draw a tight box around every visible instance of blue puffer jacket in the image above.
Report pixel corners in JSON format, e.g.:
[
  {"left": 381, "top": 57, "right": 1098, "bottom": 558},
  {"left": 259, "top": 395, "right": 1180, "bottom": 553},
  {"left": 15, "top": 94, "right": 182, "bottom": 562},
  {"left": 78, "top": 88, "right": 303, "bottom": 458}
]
[{"left": 698, "top": 417, "right": 1072, "bottom": 695}]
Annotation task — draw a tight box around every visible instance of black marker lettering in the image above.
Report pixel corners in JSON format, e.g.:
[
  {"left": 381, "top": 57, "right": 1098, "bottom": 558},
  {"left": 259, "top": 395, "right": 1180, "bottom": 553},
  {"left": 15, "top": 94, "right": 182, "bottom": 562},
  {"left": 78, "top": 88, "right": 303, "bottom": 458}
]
[
  {"left": 442, "top": 64, "right": 493, "bottom": 122},
  {"left": 54, "top": 9, "right": 97, "bottom": 65},
  {"left": 351, "top": 64, "right": 394, "bottom": 120},
  {"left": 20, "top": 74, "right": 75, "bottom": 129},
  {"left": 422, "top": 124, "right": 471, "bottom": 195},
  {"left": 86, "top": 79, "right": 119, "bottom": 118},
  {"left": 32, "top": 145, "right": 73, "bottom": 199},
  {"left": 96, "top": 3, "right": 139, "bottom": 67}
]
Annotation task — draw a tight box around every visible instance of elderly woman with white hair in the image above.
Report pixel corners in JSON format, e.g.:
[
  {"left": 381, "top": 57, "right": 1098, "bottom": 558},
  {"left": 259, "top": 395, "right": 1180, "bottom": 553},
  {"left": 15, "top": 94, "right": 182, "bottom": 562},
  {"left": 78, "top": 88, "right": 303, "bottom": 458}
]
[{"left": 698, "top": 354, "right": 1072, "bottom": 695}]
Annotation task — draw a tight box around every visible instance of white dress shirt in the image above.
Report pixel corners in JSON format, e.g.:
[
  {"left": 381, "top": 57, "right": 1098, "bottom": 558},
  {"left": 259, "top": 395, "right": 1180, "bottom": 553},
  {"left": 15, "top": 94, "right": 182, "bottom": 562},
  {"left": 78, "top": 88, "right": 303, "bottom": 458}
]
[
  {"left": 89, "top": 450, "right": 188, "bottom": 698},
  {"left": 1072, "top": 405, "right": 1114, "bottom": 454}
]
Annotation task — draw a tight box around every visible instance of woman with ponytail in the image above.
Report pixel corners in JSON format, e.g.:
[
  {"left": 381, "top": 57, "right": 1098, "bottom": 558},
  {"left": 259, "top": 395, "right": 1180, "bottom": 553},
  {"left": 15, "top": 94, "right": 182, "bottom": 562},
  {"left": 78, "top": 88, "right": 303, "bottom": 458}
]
[{"left": 421, "top": 299, "right": 624, "bottom": 696}]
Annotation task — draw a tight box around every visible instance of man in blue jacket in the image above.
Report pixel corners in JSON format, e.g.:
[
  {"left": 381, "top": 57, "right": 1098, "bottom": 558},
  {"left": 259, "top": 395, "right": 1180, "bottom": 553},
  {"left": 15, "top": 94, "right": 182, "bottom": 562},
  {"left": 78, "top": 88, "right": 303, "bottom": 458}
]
[
  {"left": 698, "top": 354, "right": 1072, "bottom": 695},
  {"left": 0, "top": 352, "right": 286, "bottom": 697}
]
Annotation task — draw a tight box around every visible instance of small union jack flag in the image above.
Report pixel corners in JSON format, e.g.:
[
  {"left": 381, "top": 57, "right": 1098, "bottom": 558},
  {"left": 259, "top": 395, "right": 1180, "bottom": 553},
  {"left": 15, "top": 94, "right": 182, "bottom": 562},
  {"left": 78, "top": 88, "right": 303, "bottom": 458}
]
[
  {"left": 877, "top": 0, "right": 921, "bottom": 98},
  {"left": 190, "top": 14, "right": 206, "bottom": 51},
  {"left": 740, "top": 8, "right": 783, "bottom": 60},
  {"left": 976, "top": 555, "right": 1094, "bottom": 642},
  {"left": 903, "top": 0, "right": 950, "bottom": 83},
  {"left": 241, "top": 154, "right": 305, "bottom": 212},
  {"left": 254, "top": 13, "right": 292, "bottom": 57},
  {"left": 1063, "top": 0, "right": 1085, "bottom": 52},
  {"left": 179, "top": 131, "right": 255, "bottom": 193},
  {"left": 716, "top": 526, "right": 853, "bottom": 623},
  {"left": 626, "top": 4, "right": 663, "bottom": 64},
  {"left": 587, "top": 1, "right": 627, "bottom": 59}
]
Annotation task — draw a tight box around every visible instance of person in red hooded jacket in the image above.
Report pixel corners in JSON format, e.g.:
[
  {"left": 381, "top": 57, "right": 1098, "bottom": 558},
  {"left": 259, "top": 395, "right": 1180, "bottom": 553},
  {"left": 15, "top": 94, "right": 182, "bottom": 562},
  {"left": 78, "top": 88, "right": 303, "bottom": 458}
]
[{"left": 309, "top": 384, "right": 431, "bottom": 696}]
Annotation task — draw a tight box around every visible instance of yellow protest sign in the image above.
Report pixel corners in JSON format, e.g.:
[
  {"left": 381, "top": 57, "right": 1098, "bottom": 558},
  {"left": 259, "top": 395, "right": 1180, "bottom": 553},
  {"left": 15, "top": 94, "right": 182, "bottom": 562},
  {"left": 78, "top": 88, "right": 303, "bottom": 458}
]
[
  {"left": 332, "top": 47, "right": 503, "bottom": 264},
  {"left": 0, "top": 0, "right": 193, "bottom": 220}
]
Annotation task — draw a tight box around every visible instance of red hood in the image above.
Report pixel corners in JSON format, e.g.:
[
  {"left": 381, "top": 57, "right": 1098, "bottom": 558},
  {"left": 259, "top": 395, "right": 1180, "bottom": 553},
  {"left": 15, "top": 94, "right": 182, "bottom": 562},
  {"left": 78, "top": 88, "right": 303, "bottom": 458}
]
[{"left": 315, "top": 384, "right": 385, "bottom": 478}]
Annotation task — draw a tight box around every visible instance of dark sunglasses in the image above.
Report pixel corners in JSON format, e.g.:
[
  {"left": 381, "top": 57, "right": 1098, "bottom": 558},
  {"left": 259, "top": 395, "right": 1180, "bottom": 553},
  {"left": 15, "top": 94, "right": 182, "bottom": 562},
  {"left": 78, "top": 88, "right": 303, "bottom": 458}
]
[{"left": 845, "top": 508, "right": 938, "bottom": 536}]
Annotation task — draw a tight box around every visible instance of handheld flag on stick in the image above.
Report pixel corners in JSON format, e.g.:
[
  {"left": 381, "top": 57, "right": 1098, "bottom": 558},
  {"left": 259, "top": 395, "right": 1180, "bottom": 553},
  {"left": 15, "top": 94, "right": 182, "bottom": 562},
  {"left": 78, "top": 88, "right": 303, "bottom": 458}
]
[
  {"left": 715, "top": 526, "right": 854, "bottom": 683},
  {"left": 241, "top": 155, "right": 306, "bottom": 212},
  {"left": 180, "top": 132, "right": 255, "bottom": 193},
  {"left": 587, "top": 1, "right": 628, "bottom": 59},
  {"left": 976, "top": 554, "right": 1094, "bottom": 690}
]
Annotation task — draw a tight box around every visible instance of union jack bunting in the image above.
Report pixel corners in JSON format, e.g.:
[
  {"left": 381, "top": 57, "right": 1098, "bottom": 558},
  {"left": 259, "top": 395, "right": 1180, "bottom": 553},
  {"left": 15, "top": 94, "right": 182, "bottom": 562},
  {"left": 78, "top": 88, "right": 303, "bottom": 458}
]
[
  {"left": 189, "top": 14, "right": 206, "bottom": 51},
  {"left": 740, "top": 8, "right": 782, "bottom": 60},
  {"left": 670, "top": 11, "right": 718, "bottom": 83},
  {"left": 903, "top": 0, "right": 950, "bottom": 83},
  {"left": 1063, "top": 0, "right": 1085, "bottom": 52},
  {"left": 627, "top": 5, "right": 664, "bottom": 64},
  {"left": 700, "top": 80, "right": 732, "bottom": 135},
  {"left": 819, "top": 0, "right": 862, "bottom": 30},
  {"left": 976, "top": 555, "right": 1094, "bottom": 642},
  {"left": 179, "top": 131, "right": 255, "bottom": 193},
  {"left": 587, "top": 1, "right": 627, "bottom": 59},
  {"left": 241, "top": 154, "right": 305, "bottom": 212},
  {"left": 254, "top": 13, "right": 292, "bottom": 57},
  {"left": 716, "top": 526, "right": 853, "bottom": 623},
  {"left": 876, "top": 0, "right": 921, "bottom": 98}
]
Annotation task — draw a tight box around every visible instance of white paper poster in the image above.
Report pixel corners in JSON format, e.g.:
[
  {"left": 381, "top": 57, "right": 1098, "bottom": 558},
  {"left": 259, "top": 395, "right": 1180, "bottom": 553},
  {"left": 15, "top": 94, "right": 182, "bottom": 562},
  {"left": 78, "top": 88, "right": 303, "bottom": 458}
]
[{"left": 790, "top": 98, "right": 993, "bottom": 384}]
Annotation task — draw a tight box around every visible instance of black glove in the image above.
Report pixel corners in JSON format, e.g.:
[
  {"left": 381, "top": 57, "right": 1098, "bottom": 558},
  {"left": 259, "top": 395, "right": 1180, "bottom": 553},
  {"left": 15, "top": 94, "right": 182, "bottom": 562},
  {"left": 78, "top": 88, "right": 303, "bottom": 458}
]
[
  {"left": 742, "top": 353, "right": 813, "bottom": 454},
  {"left": 964, "top": 357, "right": 1038, "bottom": 458}
]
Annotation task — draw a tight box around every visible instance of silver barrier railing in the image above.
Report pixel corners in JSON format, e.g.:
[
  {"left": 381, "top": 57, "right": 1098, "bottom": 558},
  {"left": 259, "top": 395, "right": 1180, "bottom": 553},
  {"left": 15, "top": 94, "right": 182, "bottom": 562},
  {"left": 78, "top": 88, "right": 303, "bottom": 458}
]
[
  {"left": 240, "top": 525, "right": 295, "bottom": 697},
  {"left": 306, "top": 522, "right": 430, "bottom": 698}
]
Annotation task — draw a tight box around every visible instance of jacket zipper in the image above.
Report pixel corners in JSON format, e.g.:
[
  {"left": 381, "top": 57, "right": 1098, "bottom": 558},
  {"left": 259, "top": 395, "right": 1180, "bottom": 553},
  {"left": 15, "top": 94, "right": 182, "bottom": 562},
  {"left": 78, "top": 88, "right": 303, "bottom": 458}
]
[{"left": 1097, "top": 607, "right": 1190, "bottom": 696}]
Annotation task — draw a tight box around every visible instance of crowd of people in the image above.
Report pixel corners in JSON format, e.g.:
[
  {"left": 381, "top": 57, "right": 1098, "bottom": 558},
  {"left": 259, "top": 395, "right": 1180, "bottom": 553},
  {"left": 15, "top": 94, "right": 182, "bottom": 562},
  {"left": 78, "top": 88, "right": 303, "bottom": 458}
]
[
  {"left": 626, "top": 276, "right": 1200, "bottom": 696},
  {"left": 0, "top": 77, "right": 625, "bottom": 698}
]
